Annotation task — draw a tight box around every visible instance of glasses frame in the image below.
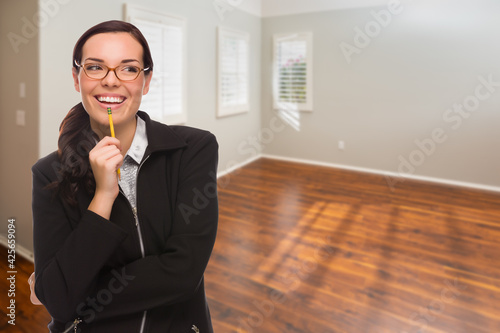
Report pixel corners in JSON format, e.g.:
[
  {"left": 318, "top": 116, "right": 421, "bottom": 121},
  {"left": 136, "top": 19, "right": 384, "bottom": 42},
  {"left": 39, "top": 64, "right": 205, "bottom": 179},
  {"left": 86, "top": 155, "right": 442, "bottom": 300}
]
[{"left": 74, "top": 60, "right": 150, "bottom": 82}]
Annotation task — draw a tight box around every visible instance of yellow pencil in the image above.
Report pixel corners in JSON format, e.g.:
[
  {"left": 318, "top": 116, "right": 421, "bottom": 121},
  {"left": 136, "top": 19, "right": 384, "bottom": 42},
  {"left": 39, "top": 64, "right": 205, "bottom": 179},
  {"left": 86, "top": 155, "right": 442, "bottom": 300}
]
[{"left": 107, "top": 107, "right": 121, "bottom": 179}]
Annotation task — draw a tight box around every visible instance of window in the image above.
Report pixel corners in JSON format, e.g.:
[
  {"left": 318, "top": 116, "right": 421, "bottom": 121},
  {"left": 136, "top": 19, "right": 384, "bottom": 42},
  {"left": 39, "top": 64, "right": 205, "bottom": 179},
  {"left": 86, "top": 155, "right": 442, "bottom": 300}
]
[
  {"left": 217, "top": 26, "right": 250, "bottom": 117},
  {"left": 124, "top": 4, "right": 187, "bottom": 124},
  {"left": 273, "top": 32, "right": 313, "bottom": 112}
]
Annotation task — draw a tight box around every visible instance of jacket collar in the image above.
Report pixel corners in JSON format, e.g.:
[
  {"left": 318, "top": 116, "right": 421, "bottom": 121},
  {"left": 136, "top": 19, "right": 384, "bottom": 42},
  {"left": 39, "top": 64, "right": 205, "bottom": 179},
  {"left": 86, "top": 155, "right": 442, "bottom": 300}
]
[{"left": 137, "top": 111, "right": 187, "bottom": 156}]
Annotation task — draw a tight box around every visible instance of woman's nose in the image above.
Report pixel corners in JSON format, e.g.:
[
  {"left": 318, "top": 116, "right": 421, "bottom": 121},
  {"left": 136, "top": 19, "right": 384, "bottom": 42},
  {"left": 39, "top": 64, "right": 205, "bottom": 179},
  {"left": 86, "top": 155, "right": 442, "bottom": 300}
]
[{"left": 101, "top": 69, "right": 121, "bottom": 86}]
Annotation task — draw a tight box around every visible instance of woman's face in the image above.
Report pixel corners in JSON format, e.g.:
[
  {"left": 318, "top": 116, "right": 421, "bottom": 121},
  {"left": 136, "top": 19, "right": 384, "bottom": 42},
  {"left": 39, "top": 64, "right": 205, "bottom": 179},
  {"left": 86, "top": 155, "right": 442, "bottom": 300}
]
[{"left": 72, "top": 32, "right": 152, "bottom": 134}]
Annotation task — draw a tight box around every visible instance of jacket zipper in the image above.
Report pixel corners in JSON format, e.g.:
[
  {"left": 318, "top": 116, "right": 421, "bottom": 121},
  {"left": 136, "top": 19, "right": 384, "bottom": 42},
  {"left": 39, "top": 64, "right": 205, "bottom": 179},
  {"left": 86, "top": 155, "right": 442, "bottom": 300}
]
[
  {"left": 134, "top": 154, "right": 150, "bottom": 257},
  {"left": 62, "top": 318, "right": 82, "bottom": 333},
  {"left": 118, "top": 154, "right": 150, "bottom": 333},
  {"left": 135, "top": 155, "right": 150, "bottom": 333}
]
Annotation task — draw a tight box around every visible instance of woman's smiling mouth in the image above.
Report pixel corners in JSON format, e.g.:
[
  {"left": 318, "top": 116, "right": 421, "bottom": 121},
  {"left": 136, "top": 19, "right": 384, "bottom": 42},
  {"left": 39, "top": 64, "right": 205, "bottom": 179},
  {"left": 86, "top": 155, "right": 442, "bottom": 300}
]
[{"left": 95, "top": 95, "right": 126, "bottom": 104}]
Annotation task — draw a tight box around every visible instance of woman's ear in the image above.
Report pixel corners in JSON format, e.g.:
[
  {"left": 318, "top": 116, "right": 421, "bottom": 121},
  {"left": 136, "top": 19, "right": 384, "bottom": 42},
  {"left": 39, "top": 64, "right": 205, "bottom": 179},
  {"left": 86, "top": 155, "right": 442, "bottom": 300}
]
[
  {"left": 72, "top": 67, "right": 81, "bottom": 93},
  {"left": 142, "top": 71, "right": 153, "bottom": 95}
]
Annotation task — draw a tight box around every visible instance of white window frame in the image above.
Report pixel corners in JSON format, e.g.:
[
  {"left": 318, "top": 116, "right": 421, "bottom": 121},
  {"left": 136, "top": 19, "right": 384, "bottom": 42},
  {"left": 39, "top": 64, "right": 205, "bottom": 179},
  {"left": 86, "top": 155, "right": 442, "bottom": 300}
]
[
  {"left": 273, "top": 32, "right": 313, "bottom": 112},
  {"left": 124, "top": 4, "right": 187, "bottom": 124},
  {"left": 217, "top": 26, "right": 250, "bottom": 118}
]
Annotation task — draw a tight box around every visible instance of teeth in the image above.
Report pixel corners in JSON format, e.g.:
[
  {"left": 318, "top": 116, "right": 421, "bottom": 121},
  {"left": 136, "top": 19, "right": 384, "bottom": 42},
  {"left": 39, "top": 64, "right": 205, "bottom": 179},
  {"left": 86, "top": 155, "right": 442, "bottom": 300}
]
[{"left": 98, "top": 96, "right": 124, "bottom": 103}]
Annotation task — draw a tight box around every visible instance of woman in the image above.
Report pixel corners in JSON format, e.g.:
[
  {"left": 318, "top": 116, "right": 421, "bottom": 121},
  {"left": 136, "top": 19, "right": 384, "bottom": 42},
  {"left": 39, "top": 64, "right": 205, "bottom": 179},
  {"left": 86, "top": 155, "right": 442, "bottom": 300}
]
[{"left": 29, "top": 20, "right": 218, "bottom": 332}]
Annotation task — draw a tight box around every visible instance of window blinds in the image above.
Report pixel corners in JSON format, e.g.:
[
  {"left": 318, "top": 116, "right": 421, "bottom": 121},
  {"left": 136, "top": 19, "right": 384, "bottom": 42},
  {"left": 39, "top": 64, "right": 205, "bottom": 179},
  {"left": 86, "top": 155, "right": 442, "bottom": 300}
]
[
  {"left": 217, "top": 27, "right": 250, "bottom": 117},
  {"left": 129, "top": 15, "right": 186, "bottom": 124},
  {"left": 273, "top": 33, "right": 313, "bottom": 111}
]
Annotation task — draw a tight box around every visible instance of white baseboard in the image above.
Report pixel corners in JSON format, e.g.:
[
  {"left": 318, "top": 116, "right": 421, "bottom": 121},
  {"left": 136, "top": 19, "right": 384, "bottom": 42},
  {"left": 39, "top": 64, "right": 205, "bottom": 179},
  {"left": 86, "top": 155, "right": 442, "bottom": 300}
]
[
  {"left": 0, "top": 154, "right": 260, "bottom": 265},
  {"left": 217, "top": 154, "right": 261, "bottom": 178},
  {"left": 261, "top": 154, "right": 500, "bottom": 194},
  {"left": 0, "top": 233, "right": 34, "bottom": 263},
  {"left": 6, "top": 153, "right": 497, "bottom": 264}
]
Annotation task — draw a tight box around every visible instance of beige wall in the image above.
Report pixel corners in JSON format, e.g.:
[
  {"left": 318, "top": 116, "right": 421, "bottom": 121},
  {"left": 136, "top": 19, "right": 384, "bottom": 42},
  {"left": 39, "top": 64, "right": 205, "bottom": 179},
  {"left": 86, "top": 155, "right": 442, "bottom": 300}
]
[
  {"left": 38, "top": 0, "right": 262, "bottom": 175},
  {"left": 4, "top": 0, "right": 261, "bottom": 253},
  {"left": 0, "top": 0, "right": 40, "bottom": 254},
  {"left": 261, "top": 1, "right": 500, "bottom": 190}
]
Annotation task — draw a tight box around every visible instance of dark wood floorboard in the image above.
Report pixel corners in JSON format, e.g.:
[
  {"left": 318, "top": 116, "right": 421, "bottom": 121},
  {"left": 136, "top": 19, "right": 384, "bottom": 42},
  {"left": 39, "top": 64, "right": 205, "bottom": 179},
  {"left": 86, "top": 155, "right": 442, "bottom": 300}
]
[
  {"left": 206, "top": 158, "right": 500, "bottom": 333},
  {"left": 1, "top": 251, "right": 51, "bottom": 332},
  {"left": 2, "top": 157, "right": 499, "bottom": 332}
]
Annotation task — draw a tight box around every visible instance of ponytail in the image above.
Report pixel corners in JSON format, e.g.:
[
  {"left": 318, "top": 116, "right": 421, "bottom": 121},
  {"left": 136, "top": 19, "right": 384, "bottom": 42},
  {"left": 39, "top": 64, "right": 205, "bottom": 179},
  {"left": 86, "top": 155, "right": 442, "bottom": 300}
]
[{"left": 48, "top": 103, "right": 98, "bottom": 207}]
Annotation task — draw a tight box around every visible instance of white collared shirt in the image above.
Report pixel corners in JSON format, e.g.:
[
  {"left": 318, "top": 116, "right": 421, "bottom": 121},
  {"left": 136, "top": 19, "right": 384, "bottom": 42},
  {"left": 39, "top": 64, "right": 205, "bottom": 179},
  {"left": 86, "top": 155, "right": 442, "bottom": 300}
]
[{"left": 118, "top": 116, "right": 148, "bottom": 210}]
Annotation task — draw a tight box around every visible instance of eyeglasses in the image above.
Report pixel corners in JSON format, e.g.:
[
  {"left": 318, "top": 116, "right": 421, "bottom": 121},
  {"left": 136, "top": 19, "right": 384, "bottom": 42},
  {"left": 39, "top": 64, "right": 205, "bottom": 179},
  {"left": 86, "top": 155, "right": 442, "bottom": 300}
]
[{"left": 74, "top": 60, "right": 150, "bottom": 81}]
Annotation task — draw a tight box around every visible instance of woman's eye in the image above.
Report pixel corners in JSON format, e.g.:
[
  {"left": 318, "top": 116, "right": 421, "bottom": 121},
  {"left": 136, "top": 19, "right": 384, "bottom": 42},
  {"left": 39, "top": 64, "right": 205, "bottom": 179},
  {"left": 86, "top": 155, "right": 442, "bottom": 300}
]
[
  {"left": 85, "top": 64, "right": 104, "bottom": 71},
  {"left": 121, "top": 66, "right": 139, "bottom": 73}
]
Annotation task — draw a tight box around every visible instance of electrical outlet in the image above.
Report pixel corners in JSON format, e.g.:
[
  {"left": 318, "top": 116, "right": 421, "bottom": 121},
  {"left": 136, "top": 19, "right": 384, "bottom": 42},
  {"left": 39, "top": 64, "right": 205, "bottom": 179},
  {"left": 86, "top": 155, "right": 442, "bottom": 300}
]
[
  {"left": 16, "top": 110, "right": 26, "bottom": 126},
  {"left": 20, "top": 82, "right": 26, "bottom": 98},
  {"left": 338, "top": 140, "right": 345, "bottom": 150}
]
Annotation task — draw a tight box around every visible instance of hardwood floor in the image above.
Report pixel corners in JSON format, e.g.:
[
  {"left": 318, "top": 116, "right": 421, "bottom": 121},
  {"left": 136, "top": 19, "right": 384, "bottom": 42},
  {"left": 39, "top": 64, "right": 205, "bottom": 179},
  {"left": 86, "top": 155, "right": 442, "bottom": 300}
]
[
  {"left": 206, "top": 158, "right": 500, "bottom": 333},
  {"left": 2, "top": 158, "right": 499, "bottom": 332},
  {"left": 1, "top": 250, "right": 51, "bottom": 332}
]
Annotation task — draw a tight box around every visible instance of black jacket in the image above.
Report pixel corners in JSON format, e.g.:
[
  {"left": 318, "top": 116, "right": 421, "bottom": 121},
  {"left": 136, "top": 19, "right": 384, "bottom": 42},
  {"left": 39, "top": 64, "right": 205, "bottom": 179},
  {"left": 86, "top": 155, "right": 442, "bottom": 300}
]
[{"left": 32, "top": 112, "right": 218, "bottom": 332}]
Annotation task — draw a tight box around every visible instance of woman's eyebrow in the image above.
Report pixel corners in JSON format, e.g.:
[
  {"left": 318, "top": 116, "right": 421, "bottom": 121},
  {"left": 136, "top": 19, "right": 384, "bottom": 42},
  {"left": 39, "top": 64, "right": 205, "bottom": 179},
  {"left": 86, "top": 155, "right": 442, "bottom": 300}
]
[
  {"left": 83, "top": 57, "right": 104, "bottom": 63},
  {"left": 82, "top": 57, "right": 140, "bottom": 64},
  {"left": 121, "top": 59, "right": 140, "bottom": 64}
]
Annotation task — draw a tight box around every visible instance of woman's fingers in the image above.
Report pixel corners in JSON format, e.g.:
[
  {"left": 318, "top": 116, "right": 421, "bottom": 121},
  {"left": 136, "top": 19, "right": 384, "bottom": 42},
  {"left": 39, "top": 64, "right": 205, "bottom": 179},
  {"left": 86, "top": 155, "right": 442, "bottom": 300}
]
[
  {"left": 90, "top": 136, "right": 123, "bottom": 169},
  {"left": 93, "top": 136, "right": 122, "bottom": 151},
  {"left": 90, "top": 145, "right": 122, "bottom": 169},
  {"left": 89, "top": 136, "right": 123, "bottom": 199},
  {"left": 28, "top": 272, "right": 42, "bottom": 305}
]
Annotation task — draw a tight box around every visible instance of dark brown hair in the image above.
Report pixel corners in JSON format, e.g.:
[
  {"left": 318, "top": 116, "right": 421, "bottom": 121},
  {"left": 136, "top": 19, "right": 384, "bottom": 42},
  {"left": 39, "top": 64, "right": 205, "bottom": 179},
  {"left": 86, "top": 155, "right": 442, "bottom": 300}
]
[
  {"left": 53, "top": 20, "right": 154, "bottom": 206},
  {"left": 72, "top": 20, "right": 153, "bottom": 74}
]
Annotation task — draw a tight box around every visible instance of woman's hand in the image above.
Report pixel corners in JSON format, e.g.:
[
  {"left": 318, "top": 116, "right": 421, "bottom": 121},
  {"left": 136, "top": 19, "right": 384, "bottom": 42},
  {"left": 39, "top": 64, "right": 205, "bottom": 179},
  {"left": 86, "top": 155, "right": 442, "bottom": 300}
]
[
  {"left": 88, "top": 136, "right": 123, "bottom": 219},
  {"left": 28, "top": 272, "right": 42, "bottom": 305}
]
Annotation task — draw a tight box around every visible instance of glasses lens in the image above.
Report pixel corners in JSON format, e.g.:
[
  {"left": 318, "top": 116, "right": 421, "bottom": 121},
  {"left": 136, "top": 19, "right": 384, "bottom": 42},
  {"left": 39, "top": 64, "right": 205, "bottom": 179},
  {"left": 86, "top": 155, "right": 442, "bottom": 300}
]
[
  {"left": 83, "top": 63, "right": 107, "bottom": 79},
  {"left": 81, "top": 63, "right": 142, "bottom": 81},
  {"left": 116, "top": 65, "right": 141, "bottom": 81}
]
